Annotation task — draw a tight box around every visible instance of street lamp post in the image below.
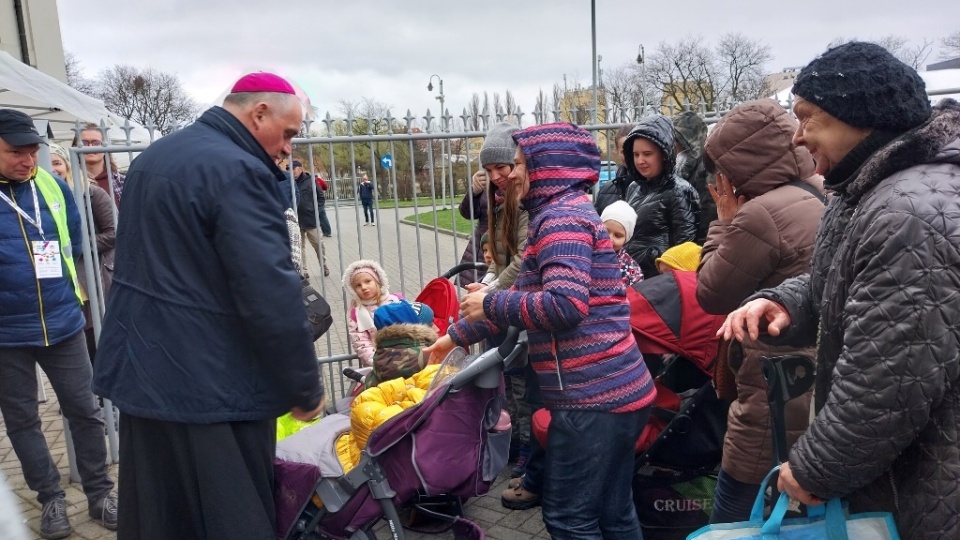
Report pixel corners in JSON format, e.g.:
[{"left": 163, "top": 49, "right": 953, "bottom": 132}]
[
  {"left": 590, "top": 0, "right": 598, "bottom": 131},
  {"left": 636, "top": 45, "right": 647, "bottom": 117},
  {"left": 427, "top": 74, "right": 447, "bottom": 208}
]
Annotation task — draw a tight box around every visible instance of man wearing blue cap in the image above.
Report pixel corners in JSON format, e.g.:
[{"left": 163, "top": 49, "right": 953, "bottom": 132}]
[{"left": 0, "top": 108, "right": 117, "bottom": 538}]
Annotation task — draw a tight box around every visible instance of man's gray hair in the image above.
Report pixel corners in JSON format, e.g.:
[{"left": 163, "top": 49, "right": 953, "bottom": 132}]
[{"left": 223, "top": 91, "right": 299, "bottom": 113}]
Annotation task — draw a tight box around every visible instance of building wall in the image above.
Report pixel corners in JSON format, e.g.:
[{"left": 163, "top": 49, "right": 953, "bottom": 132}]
[
  {"left": 763, "top": 68, "right": 800, "bottom": 95},
  {"left": 0, "top": 0, "right": 67, "bottom": 82}
]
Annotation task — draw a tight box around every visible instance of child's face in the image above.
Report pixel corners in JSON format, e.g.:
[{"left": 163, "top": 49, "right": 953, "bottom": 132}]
[
  {"left": 352, "top": 273, "right": 381, "bottom": 302},
  {"left": 656, "top": 261, "right": 671, "bottom": 274},
  {"left": 482, "top": 243, "right": 493, "bottom": 265},
  {"left": 604, "top": 221, "right": 627, "bottom": 251}
]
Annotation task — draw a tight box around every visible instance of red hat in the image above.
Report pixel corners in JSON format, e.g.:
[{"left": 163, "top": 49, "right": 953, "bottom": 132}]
[{"left": 230, "top": 72, "right": 296, "bottom": 95}]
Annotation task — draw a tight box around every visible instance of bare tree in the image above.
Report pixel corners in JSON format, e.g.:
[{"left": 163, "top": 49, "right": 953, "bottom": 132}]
[
  {"left": 717, "top": 33, "right": 773, "bottom": 102},
  {"left": 468, "top": 93, "right": 481, "bottom": 130},
  {"left": 482, "top": 92, "right": 491, "bottom": 129},
  {"left": 874, "top": 35, "right": 933, "bottom": 69},
  {"left": 534, "top": 88, "right": 549, "bottom": 124},
  {"left": 64, "top": 51, "right": 95, "bottom": 94},
  {"left": 939, "top": 30, "right": 960, "bottom": 60},
  {"left": 492, "top": 92, "right": 502, "bottom": 122},
  {"left": 338, "top": 98, "right": 393, "bottom": 134},
  {"left": 95, "top": 65, "right": 197, "bottom": 134},
  {"left": 551, "top": 84, "right": 563, "bottom": 122},
  {"left": 504, "top": 90, "right": 517, "bottom": 123},
  {"left": 646, "top": 36, "right": 722, "bottom": 114},
  {"left": 829, "top": 35, "right": 933, "bottom": 70},
  {"left": 602, "top": 64, "right": 645, "bottom": 122}
]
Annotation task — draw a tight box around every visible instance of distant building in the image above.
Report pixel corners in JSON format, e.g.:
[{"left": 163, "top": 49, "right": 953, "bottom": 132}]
[
  {"left": 0, "top": 0, "right": 67, "bottom": 82},
  {"left": 556, "top": 86, "right": 615, "bottom": 158},
  {"left": 764, "top": 68, "right": 801, "bottom": 95},
  {"left": 927, "top": 58, "right": 960, "bottom": 71}
]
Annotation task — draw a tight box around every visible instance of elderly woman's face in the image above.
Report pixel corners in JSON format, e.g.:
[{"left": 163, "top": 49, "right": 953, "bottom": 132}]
[
  {"left": 506, "top": 147, "right": 530, "bottom": 200},
  {"left": 792, "top": 97, "right": 872, "bottom": 176}
]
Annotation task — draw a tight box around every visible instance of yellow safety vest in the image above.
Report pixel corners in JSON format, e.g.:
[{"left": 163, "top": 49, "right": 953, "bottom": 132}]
[{"left": 32, "top": 167, "right": 83, "bottom": 305}]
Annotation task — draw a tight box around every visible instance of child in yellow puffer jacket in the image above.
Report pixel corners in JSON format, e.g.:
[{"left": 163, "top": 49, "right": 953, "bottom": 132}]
[{"left": 335, "top": 364, "right": 440, "bottom": 470}]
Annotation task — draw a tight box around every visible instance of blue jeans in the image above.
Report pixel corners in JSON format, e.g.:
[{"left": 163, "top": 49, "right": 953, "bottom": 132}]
[
  {"left": 541, "top": 407, "right": 650, "bottom": 540},
  {"left": 362, "top": 200, "right": 374, "bottom": 223},
  {"left": 709, "top": 468, "right": 761, "bottom": 524},
  {"left": 317, "top": 206, "right": 332, "bottom": 236}
]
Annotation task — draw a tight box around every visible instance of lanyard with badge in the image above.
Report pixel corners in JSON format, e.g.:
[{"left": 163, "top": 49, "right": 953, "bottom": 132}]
[{"left": 0, "top": 180, "right": 63, "bottom": 279}]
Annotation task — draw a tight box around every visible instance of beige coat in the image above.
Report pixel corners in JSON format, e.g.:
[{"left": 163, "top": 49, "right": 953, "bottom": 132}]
[{"left": 696, "top": 99, "right": 824, "bottom": 484}]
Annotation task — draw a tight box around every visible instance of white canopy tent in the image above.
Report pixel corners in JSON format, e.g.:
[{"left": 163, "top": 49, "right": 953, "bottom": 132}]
[{"left": 0, "top": 50, "right": 153, "bottom": 145}]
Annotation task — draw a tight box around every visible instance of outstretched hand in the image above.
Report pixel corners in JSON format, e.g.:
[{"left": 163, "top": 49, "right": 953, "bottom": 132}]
[
  {"left": 423, "top": 334, "right": 455, "bottom": 365},
  {"left": 718, "top": 298, "right": 792, "bottom": 342}
]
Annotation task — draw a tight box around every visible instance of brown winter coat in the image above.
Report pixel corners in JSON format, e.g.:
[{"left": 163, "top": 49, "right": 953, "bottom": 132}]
[
  {"left": 75, "top": 183, "right": 116, "bottom": 330},
  {"left": 696, "top": 99, "right": 824, "bottom": 484}
]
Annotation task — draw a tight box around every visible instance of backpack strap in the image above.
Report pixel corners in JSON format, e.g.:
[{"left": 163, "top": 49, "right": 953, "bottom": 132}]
[{"left": 786, "top": 179, "right": 826, "bottom": 204}]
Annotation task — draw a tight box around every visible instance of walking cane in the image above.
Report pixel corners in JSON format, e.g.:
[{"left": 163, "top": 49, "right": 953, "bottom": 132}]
[{"left": 760, "top": 355, "right": 816, "bottom": 464}]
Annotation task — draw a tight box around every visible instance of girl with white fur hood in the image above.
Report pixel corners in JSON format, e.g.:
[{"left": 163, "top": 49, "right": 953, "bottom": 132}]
[{"left": 342, "top": 259, "right": 401, "bottom": 366}]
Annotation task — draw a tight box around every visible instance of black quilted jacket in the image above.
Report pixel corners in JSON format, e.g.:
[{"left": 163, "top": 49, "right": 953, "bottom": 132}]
[
  {"left": 755, "top": 100, "right": 960, "bottom": 539},
  {"left": 621, "top": 116, "right": 700, "bottom": 278}
]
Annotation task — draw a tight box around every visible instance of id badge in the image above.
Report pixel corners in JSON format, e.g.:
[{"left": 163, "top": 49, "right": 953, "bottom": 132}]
[{"left": 33, "top": 241, "right": 63, "bottom": 279}]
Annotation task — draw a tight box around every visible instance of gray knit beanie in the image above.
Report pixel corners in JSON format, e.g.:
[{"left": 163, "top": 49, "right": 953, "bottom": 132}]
[{"left": 479, "top": 123, "right": 519, "bottom": 167}]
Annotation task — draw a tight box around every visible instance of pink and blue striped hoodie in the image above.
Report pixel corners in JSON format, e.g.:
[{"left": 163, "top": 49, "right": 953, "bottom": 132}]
[{"left": 448, "top": 123, "right": 655, "bottom": 412}]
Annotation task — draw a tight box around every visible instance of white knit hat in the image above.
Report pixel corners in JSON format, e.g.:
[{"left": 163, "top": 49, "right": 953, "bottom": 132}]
[{"left": 600, "top": 200, "right": 638, "bottom": 243}]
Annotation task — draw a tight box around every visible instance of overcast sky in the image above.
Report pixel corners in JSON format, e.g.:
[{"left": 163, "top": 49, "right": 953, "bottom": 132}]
[{"left": 57, "top": 0, "right": 958, "bottom": 125}]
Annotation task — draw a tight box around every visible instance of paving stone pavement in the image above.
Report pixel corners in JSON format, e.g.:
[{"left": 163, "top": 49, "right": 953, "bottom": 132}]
[{"left": 2, "top": 203, "right": 548, "bottom": 539}]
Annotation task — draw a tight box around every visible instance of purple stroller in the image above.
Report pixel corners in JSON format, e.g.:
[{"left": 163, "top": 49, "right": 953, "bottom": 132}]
[{"left": 274, "top": 328, "right": 526, "bottom": 540}]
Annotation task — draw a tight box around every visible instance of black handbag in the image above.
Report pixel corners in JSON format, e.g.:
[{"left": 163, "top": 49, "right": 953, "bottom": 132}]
[{"left": 302, "top": 284, "right": 333, "bottom": 341}]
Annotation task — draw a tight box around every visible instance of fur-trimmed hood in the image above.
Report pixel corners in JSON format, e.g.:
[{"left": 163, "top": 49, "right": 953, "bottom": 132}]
[
  {"left": 342, "top": 259, "right": 391, "bottom": 304},
  {"left": 373, "top": 323, "right": 438, "bottom": 348},
  {"left": 847, "top": 99, "right": 960, "bottom": 205}
]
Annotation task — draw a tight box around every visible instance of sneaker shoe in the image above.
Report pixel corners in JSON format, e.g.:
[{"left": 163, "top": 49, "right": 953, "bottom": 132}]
[
  {"left": 40, "top": 496, "right": 72, "bottom": 540},
  {"left": 501, "top": 483, "right": 541, "bottom": 510},
  {"left": 89, "top": 492, "right": 118, "bottom": 531}
]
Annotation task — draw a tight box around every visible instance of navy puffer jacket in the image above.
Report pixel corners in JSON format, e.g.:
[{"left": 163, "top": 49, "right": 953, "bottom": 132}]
[{"left": 0, "top": 173, "right": 84, "bottom": 347}]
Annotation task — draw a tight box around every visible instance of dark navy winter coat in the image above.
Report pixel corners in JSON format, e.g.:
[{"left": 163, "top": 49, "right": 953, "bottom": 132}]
[{"left": 93, "top": 107, "right": 323, "bottom": 423}]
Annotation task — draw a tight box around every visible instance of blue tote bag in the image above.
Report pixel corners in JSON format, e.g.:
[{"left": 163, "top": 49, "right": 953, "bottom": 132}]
[{"left": 687, "top": 466, "right": 900, "bottom": 540}]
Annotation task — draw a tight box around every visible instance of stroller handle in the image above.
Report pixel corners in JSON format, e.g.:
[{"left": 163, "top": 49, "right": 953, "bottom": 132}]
[
  {"left": 447, "top": 327, "right": 525, "bottom": 391},
  {"left": 442, "top": 262, "right": 489, "bottom": 280}
]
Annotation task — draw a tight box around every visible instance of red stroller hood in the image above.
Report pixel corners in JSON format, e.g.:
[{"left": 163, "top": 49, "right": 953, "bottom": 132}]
[
  {"left": 415, "top": 277, "right": 459, "bottom": 335},
  {"left": 627, "top": 270, "right": 725, "bottom": 375}
]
